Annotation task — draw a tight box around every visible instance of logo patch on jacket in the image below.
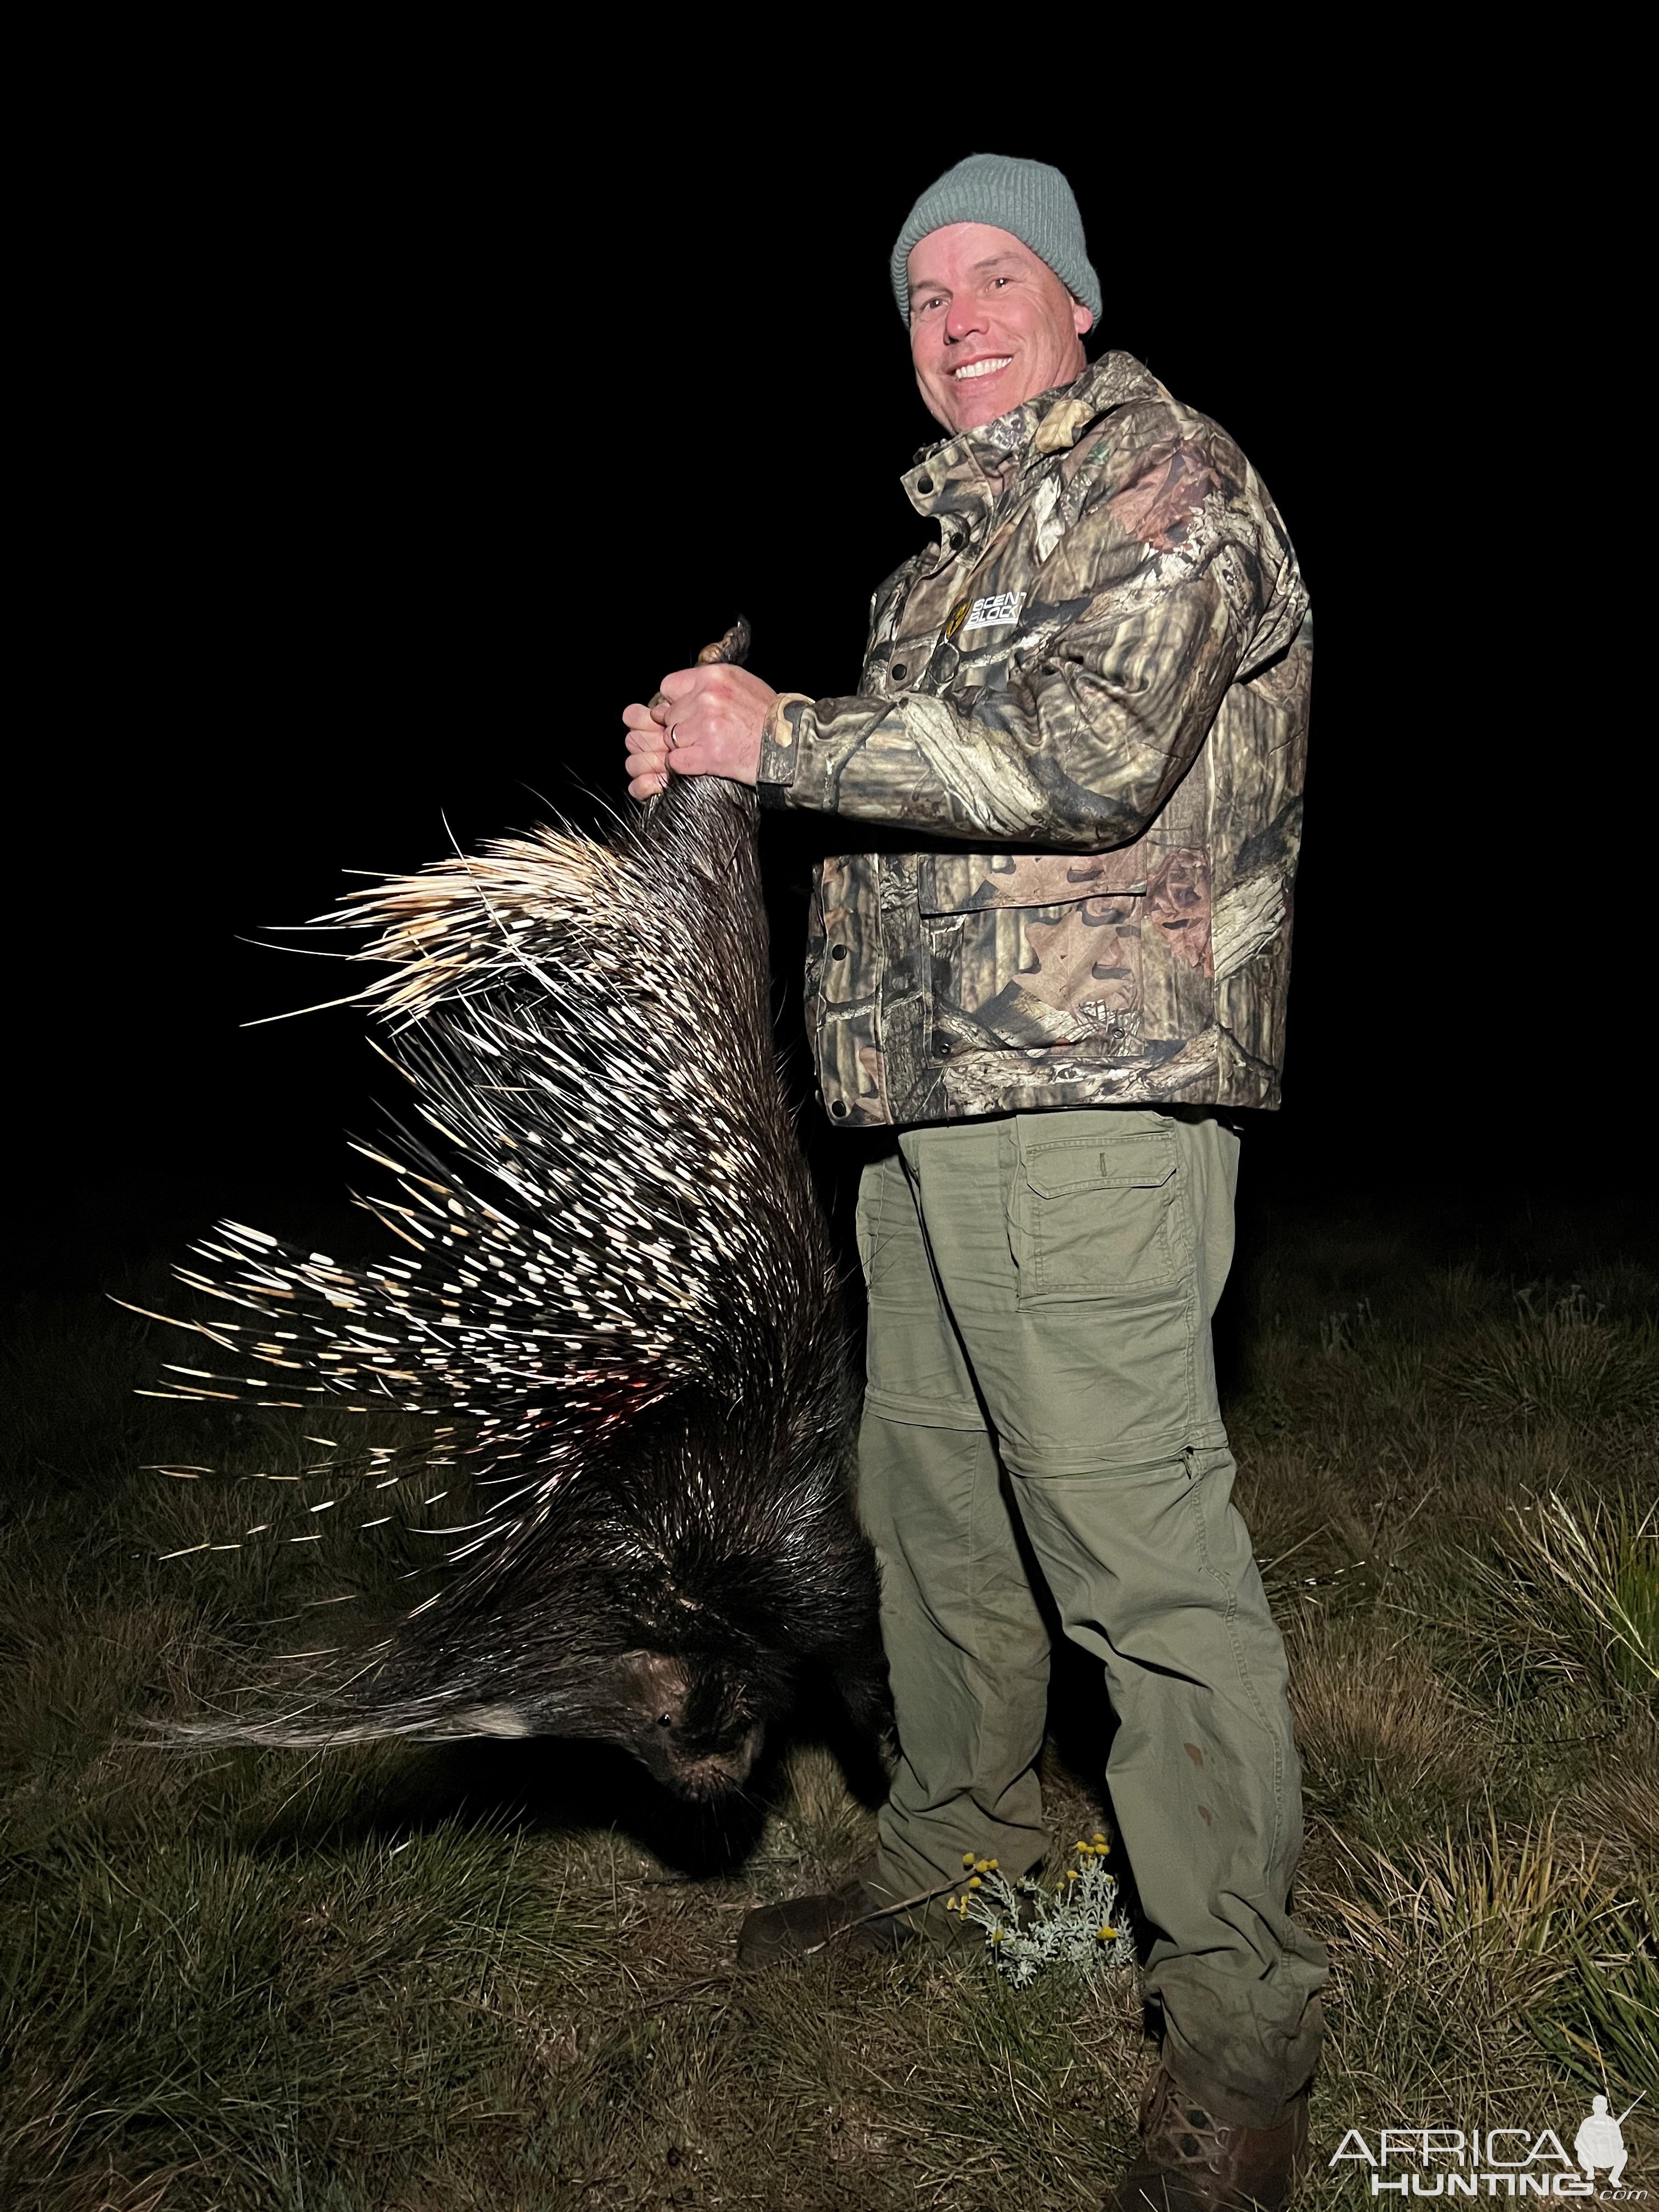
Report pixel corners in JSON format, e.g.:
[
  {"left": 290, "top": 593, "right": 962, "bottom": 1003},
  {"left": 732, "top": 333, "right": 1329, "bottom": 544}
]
[{"left": 963, "top": 590, "right": 1024, "bottom": 632}]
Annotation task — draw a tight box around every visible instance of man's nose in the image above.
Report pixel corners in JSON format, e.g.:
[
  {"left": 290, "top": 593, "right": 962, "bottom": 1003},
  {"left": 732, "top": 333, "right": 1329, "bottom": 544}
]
[{"left": 945, "top": 298, "right": 984, "bottom": 343}]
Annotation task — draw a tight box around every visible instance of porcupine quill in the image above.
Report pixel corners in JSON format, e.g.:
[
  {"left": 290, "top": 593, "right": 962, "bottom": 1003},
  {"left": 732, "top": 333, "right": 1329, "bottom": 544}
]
[{"left": 133, "top": 622, "right": 887, "bottom": 1802}]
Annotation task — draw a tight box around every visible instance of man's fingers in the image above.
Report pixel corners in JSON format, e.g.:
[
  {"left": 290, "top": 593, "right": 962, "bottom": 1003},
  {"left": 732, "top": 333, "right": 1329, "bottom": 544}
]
[
  {"left": 653, "top": 667, "right": 707, "bottom": 705},
  {"left": 625, "top": 674, "right": 708, "bottom": 798},
  {"left": 654, "top": 737, "right": 720, "bottom": 777},
  {"left": 623, "top": 701, "right": 674, "bottom": 739},
  {"left": 629, "top": 734, "right": 710, "bottom": 777}
]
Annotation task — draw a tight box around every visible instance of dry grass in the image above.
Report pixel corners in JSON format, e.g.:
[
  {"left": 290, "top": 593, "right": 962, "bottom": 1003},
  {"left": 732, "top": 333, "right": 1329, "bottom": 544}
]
[
  {"left": 1286, "top": 1622, "right": 1477, "bottom": 1842},
  {"left": 3, "top": 1213, "right": 1657, "bottom": 2208},
  {"left": 1568, "top": 1725, "right": 1659, "bottom": 1873}
]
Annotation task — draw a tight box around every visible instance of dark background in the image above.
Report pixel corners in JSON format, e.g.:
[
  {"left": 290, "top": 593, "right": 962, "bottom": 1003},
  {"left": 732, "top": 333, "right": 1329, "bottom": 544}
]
[{"left": 18, "top": 104, "right": 1622, "bottom": 1295}]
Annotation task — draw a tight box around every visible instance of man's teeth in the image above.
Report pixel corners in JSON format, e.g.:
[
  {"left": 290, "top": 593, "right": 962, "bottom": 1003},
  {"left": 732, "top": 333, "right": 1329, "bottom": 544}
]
[{"left": 953, "top": 356, "right": 1012, "bottom": 381}]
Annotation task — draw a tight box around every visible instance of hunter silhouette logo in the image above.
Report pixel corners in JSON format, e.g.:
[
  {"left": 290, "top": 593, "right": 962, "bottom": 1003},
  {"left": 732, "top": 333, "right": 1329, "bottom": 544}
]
[
  {"left": 1575, "top": 2097, "right": 1637, "bottom": 2191},
  {"left": 1329, "top": 2092, "right": 1646, "bottom": 2196}
]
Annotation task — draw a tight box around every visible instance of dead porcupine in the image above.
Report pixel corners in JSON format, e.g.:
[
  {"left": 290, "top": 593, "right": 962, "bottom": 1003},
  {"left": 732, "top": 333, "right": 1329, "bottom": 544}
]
[{"left": 140, "top": 623, "right": 885, "bottom": 1803}]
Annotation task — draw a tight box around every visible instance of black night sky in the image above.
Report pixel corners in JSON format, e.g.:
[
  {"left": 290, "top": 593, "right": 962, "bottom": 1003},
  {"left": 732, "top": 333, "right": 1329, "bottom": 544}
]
[{"left": 20, "top": 110, "right": 1626, "bottom": 1295}]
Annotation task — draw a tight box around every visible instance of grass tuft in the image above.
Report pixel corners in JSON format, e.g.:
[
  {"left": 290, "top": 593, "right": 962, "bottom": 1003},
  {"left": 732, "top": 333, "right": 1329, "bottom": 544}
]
[
  {"left": 1533, "top": 1888, "right": 1659, "bottom": 2105},
  {"left": 1448, "top": 1485, "right": 1659, "bottom": 1713},
  {"left": 1446, "top": 1284, "right": 1659, "bottom": 1425}
]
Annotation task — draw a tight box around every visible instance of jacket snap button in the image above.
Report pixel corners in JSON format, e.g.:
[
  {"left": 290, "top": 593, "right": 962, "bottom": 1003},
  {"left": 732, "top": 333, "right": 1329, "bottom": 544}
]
[
  {"left": 890, "top": 664, "right": 907, "bottom": 683},
  {"left": 830, "top": 944, "right": 848, "bottom": 961},
  {"left": 933, "top": 1034, "right": 953, "bottom": 1057},
  {"left": 830, "top": 1100, "right": 849, "bottom": 1118},
  {"left": 916, "top": 474, "right": 934, "bottom": 494}
]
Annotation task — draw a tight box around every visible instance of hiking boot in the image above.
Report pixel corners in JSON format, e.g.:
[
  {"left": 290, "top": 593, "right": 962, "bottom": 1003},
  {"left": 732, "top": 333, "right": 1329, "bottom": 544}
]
[
  {"left": 1108, "top": 2066, "right": 1309, "bottom": 2210},
  {"left": 736, "top": 1877, "right": 909, "bottom": 1966}
]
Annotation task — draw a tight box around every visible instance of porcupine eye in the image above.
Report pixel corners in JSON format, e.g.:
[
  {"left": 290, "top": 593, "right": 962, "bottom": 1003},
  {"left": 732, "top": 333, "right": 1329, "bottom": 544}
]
[{"left": 657, "top": 1713, "right": 674, "bottom": 1729}]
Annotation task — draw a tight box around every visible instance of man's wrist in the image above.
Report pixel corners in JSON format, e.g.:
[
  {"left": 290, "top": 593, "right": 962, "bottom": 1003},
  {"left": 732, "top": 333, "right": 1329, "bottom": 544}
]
[{"left": 757, "top": 693, "right": 812, "bottom": 792}]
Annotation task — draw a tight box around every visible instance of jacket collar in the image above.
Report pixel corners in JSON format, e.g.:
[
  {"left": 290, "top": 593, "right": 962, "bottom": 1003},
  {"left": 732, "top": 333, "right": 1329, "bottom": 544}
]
[{"left": 900, "top": 352, "right": 1169, "bottom": 530}]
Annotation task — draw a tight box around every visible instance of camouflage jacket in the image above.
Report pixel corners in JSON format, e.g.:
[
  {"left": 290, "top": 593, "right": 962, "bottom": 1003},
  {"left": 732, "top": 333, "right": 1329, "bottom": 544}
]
[{"left": 756, "top": 352, "right": 1311, "bottom": 1126}]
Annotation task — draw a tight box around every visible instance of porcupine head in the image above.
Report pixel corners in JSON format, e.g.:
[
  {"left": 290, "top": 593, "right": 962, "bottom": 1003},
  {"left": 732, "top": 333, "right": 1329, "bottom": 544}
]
[{"left": 374, "top": 1390, "right": 887, "bottom": 1803}]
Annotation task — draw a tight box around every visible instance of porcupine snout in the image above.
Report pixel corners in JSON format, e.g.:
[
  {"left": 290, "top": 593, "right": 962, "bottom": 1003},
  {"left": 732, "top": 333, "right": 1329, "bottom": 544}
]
[
  {"left": 464, "top": 1646, "right": 776, "bottom": 1800},
  {"left": 617, "top": 1652, "right": 772, "bottom": 1801}
]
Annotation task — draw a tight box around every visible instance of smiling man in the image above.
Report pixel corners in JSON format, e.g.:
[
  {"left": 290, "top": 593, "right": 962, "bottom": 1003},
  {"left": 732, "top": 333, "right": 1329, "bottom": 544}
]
[{"left": 623, "top": 155, "right": 1322, "bottom": 2212}]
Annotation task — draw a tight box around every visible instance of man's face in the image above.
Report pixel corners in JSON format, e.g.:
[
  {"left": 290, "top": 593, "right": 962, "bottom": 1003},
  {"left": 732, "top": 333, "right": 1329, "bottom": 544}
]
[{"left": 907, "top": 222, "right": 1093, "bottom": 435}]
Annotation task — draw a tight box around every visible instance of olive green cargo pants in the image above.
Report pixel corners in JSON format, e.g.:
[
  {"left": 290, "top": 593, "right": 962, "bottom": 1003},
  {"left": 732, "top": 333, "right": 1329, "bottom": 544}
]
[{"left": 855, "top": 1107, "right": 1327, "bottom": 2130}]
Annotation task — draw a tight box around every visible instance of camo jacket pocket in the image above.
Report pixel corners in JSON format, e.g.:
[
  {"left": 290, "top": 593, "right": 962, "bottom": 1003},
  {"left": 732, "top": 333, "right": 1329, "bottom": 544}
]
[
  {"left": 917, "top": 856, "right": 1148, "bottom": 1062},
  {"left": 1007, "top": 1115, "right": 1181, "bottom": 1303}
]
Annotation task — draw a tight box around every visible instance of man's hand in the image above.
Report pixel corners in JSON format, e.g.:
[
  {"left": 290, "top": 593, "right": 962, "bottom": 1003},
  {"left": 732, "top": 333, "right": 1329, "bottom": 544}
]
[{"left": 623, "top": 663, "right": 777, "bottom": 799}]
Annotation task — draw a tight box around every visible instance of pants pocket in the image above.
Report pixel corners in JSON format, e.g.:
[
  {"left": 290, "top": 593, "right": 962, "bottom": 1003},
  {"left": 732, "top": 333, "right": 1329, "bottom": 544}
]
[
  {"left": 1008, "top": 1115, "right": 1181, "bottom": 1304},
  {"left": 855, "top": 1162, "right": 883, "bottom": 1283},
  {"left": 859, "top": 1150, "right": 986, "bottom": 1426},
  {"left": 856, "top": 1151, "right": 909, "bottom": 1297}
]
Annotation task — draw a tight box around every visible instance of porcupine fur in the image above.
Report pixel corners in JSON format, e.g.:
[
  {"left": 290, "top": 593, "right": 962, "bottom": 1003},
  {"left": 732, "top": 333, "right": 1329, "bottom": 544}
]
[{"left": 143, "top": 630, "right": 885, "bottom": 1803}]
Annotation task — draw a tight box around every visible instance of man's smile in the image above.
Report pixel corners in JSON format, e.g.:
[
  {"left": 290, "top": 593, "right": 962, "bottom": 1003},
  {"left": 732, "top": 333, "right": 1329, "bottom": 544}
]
[{"left": 952, "top": 354, "right": 1013, "bottom": 381}]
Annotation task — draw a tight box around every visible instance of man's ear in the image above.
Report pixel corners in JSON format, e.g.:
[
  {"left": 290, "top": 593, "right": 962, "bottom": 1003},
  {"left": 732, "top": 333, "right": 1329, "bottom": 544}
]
[{"left": 1073, "top": 300, "right": 1094, "bottom": 338}]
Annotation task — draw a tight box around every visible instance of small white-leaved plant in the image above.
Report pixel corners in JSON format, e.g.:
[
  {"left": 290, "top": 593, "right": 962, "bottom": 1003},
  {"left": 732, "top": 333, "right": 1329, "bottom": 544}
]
[{"left": 945, "top": 1836, "right": 1137, "bottom": 1989}]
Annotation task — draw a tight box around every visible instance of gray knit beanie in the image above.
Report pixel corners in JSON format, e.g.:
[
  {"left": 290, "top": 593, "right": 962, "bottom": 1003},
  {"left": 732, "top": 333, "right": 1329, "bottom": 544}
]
[{"left": 890, "top": 154, "right": 1101, "bottom": 323}]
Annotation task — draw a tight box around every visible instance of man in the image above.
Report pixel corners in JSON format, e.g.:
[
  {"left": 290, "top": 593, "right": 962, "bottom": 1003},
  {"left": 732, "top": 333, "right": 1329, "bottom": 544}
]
[{"left": 623, "top": 155, "right": 1323, "bottom": 2212}]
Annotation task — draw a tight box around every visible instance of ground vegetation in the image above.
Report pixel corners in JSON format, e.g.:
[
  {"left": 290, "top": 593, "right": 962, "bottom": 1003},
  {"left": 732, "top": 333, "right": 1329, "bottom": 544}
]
[{"left": 2, "top": 1205, "right": 1655, "bottom": 2208}]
